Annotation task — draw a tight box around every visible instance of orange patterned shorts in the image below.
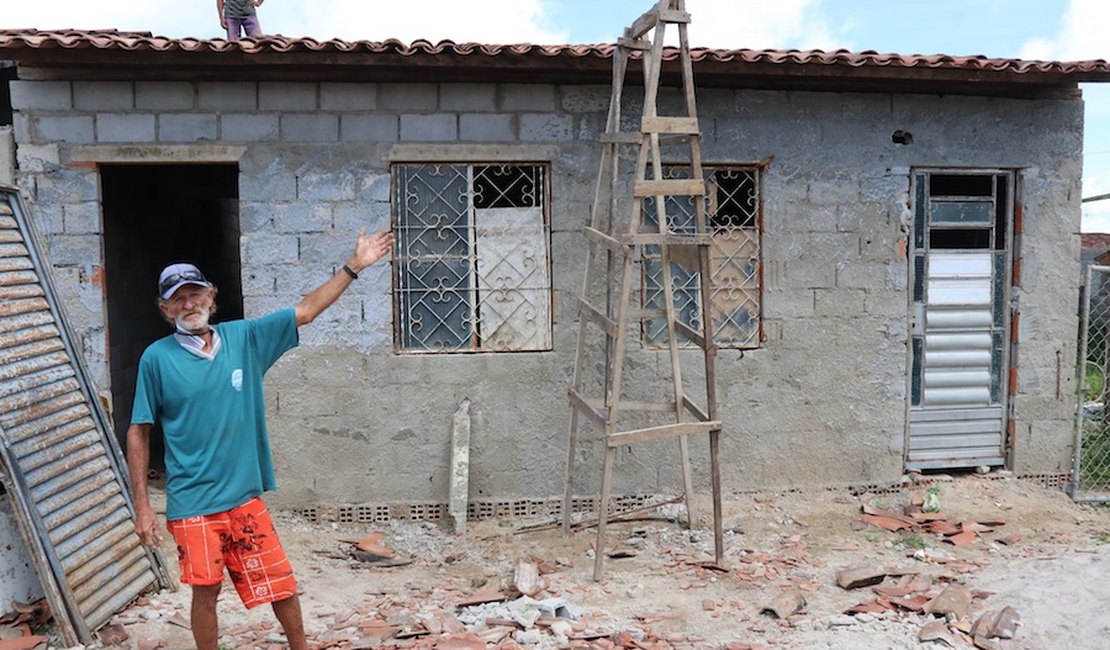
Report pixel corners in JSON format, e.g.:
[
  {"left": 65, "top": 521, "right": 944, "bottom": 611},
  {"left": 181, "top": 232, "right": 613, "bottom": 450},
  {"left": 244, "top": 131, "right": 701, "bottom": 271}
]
[{"left": 166, "top": 497, "right": 297, "bottom": 609}]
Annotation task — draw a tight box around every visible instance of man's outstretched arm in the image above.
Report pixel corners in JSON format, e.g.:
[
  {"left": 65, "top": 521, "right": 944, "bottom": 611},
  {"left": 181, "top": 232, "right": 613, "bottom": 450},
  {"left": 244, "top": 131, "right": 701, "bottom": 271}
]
[{"left": 295, "top": 229, "right": 395, "bottom": 327}]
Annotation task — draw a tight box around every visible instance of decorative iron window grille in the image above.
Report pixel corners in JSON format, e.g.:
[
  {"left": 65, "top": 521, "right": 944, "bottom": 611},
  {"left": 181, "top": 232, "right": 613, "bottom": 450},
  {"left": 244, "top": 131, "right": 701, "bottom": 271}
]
[
  {"left": 393, "top": 163, "right": 552, "bottom": 353},
  {"left": 643, "top": 165, "right": 762, "bottom": 349}
]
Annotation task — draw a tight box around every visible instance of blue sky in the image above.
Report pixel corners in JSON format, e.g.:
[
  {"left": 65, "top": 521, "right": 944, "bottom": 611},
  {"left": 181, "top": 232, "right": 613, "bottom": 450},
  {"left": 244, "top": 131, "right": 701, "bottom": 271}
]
[{"left": 6, "top": 0, "right": 1110, "bottom": 229}]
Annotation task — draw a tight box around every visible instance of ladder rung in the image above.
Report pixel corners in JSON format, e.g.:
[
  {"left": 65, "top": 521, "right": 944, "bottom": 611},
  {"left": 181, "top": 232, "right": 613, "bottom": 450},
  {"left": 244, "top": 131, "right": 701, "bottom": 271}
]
[
  {"left": 659, "top": 134, "right": 693, "bottom": 146},
  {"left": 568, "top": 387, "right": 608, "bottom": 429},
  {"left": 619, "top": 400, "right": 680, "bottom": 413},
  {"left": 607, "top": 420, "right": 722, "bottom": 447},
  {"left": 578, "top": 296, "right": 618, "bottom": 338},
  {"left": 583, "top": 226, "right": 627, "bottom": 253},
  {"left": 642, "top": 117, "right": 700, "bottom": 135},
  {"left": 659, "top": 9, "right": 692, "bottom": 24},
  {"left": 633, "top": 179, "right": 706, "bottom": 197},
  {"left": 617, "top": 36, "right": 652, "bottom": 51},
  {"left": 599, "top": 132, "right": 643, "bottom": 145},
  {"left": 626, "top": 232, "right": 712, "bottom": 246},
  {"left": 674, "top": 319, "right": 706, "bottom": 348},
  {"left": 631, "top": 308, "right": 666, "bottom": 320},
  {"left": 626, "top": 8, "right": 691, "bottom": 39},
  {"left": 582, "top": 396, "right": 677, "bottom": 414}
]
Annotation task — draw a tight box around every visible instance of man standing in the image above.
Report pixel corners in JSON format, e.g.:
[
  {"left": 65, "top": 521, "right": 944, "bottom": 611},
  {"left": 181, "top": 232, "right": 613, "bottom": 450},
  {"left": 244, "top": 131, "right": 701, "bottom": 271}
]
[
  {"left": 218, "top": 0, "right": 265, "bottom": 40},
  {"left": 126, "top": 229, "right": 394, "bottom": 650}
]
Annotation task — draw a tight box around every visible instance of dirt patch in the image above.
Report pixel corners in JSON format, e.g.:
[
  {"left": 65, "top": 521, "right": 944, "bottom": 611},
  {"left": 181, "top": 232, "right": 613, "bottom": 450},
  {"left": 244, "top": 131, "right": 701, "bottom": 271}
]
[{"left": 28, "top": 474, "right": 1110, "bottom": 649}]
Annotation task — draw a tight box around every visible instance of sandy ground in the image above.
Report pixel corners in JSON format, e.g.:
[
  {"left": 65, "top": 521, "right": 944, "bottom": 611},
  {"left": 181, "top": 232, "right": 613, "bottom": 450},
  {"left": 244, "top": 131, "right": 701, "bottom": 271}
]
[{"left": 33, "top": 473, "right": 1110, "bottom": 649}]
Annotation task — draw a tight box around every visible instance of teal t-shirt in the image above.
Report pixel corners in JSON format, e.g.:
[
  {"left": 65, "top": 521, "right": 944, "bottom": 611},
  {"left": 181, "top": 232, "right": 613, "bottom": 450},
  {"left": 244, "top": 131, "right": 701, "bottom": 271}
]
[{"left": 131, "top": 308, "right": 298, "bottom": 520}]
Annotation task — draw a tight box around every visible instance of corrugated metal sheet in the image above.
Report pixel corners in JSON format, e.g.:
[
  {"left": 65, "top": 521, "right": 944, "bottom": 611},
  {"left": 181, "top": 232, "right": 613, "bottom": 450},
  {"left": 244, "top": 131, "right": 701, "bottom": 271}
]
[{"left": 0, "top": 186, "right": 171, "bottom": 646}]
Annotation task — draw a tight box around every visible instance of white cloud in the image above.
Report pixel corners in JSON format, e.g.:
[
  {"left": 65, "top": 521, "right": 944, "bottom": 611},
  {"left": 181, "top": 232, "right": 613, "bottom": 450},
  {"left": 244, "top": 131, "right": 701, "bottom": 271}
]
[
  {"left": 1017, "top": 1, "right": 1110, "bottom": 231},
  {"left": 1018, "top": 0, "right": 1110, "bottom": 60},
  {"left": 266, "top": 0, "right": 567, "bottom": 43},
  {"left": 4, "top": 1, "right": 210, "bottom": 36},
  {"left": 683, "top": 0, "right": 848, "bottom": 50},
  {"left": 2, "top": 0, "right": 567, "bottom": 43}
]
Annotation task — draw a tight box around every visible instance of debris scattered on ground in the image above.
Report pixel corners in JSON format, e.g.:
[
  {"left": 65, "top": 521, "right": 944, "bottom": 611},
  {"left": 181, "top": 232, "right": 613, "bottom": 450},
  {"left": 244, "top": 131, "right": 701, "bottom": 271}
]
[{"left": 8, "top": 474, "right": 1106, "bottom": 649}]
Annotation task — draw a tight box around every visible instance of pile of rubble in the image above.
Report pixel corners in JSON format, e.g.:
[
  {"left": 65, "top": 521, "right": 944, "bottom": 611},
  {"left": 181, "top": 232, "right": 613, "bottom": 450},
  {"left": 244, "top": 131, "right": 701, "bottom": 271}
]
[{"left": 0, "top": 599, "right": 50, "bottom": 650}]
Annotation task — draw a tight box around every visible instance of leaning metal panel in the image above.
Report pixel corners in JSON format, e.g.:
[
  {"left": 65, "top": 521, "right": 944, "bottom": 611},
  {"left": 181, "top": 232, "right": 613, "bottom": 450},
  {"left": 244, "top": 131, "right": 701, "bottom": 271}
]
[
  {"left": 0, "top": 186, "right": 172, "bottom": 645},
  {"left": 1072, "top": 264, "right": 1110, "bottom": 502}
]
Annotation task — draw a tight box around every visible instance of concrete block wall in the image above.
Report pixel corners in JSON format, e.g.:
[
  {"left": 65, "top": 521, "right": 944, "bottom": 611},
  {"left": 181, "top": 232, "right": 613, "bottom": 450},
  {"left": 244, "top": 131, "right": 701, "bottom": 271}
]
[{"left": 7, "top": 77, "right": 1084, "bottom": 509}]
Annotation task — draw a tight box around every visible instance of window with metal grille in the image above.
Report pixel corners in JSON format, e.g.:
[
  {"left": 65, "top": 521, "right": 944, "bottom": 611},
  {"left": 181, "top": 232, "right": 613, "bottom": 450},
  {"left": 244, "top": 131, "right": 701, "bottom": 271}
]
[
  {"left": 642, "top": 165, "right": 762, "bottom": 348},
  {"left": 393, "top": 163, "right": 552, "bottom": 353}
]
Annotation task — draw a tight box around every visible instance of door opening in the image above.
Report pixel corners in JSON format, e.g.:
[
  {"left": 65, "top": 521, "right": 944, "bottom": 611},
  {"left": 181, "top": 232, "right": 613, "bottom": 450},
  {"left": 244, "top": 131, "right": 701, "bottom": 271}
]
[
  {"left": 906, "top": 170, "right": 1014, "bottom": 470},
  {"left": 101, "top": 164, "right": 242, "bottom": 467}
]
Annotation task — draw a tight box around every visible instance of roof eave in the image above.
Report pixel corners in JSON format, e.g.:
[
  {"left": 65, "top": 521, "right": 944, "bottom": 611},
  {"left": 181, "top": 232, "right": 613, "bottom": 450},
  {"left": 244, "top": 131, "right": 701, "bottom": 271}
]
[{"left": 3, "top": 46, "right": 1106, "bottom": 99}]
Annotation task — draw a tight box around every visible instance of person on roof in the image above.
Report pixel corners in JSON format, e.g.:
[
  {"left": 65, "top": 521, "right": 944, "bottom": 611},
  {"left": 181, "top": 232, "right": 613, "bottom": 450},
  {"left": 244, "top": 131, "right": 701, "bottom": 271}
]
[
  {"left": 218, "top": 0, "right": 265, "bottom": 40},
  {"left": 126, "top": 228, "right": 394, "bottom": 650}
]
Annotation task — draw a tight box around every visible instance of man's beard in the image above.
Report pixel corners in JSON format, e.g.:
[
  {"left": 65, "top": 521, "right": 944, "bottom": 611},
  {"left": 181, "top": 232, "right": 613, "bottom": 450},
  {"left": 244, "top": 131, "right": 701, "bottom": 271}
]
[{"left": 175, "top": 307, "right": 211, "bottom": 333}]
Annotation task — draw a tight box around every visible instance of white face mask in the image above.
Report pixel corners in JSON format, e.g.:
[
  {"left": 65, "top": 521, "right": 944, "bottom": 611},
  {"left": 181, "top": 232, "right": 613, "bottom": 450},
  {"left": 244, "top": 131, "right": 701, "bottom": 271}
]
[{"left": 175, "top": 306, "right": 211, "bottom": 333}]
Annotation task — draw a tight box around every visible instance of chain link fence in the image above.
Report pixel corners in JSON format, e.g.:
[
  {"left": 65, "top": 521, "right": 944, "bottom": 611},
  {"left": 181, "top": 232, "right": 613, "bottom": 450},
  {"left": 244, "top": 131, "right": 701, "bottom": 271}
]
[{"left": 1073, "top": 265, "right": 1110, "bottom": 502}]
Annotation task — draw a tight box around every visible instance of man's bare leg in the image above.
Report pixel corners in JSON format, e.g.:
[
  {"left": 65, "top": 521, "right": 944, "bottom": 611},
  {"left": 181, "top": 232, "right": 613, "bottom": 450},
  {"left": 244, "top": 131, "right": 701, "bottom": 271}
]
[
  {"left": 190, "top": 584, "right": 222, "bottom": 650},
  {"left": 272, "top": 594, "right": 308, "bottom": 650}
]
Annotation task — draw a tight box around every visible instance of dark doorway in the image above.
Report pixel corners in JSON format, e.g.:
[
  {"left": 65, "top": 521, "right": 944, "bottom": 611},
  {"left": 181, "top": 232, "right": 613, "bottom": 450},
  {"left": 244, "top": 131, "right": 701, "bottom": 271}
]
[{"left": 101, "top": 164, "right": 243, "bottom": 468}]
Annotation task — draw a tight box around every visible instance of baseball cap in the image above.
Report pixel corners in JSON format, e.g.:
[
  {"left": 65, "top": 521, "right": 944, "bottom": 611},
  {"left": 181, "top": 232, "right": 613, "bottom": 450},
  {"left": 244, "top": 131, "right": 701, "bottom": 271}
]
[{"left": 158, "top": 263, "right": 212, "bottom": 300}]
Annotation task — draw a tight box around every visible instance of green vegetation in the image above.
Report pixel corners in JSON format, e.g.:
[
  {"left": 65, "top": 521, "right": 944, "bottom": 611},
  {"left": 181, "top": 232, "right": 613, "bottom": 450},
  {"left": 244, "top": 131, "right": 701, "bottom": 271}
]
[
  {"left": 897, "top": 534, "right": 931, "bottom": 550},
  {"left": 1086, "top": 362, "right": 1105, "bottom": 402},
  {"left": 1079, "top": 420, "right": 1110, "bottom": 489}
]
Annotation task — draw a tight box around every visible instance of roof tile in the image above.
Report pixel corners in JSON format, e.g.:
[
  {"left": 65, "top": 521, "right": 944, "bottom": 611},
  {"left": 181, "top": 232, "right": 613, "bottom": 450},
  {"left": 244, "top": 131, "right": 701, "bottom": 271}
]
[{"left": 1, "top": 29, "right": 1108, "bottom": 77}]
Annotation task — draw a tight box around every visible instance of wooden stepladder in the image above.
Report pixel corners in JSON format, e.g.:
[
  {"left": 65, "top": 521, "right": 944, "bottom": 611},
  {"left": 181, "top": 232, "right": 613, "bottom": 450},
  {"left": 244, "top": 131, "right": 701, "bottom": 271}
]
[{"left": 562, "top": 0, "right": 724, "bottom": 580}]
